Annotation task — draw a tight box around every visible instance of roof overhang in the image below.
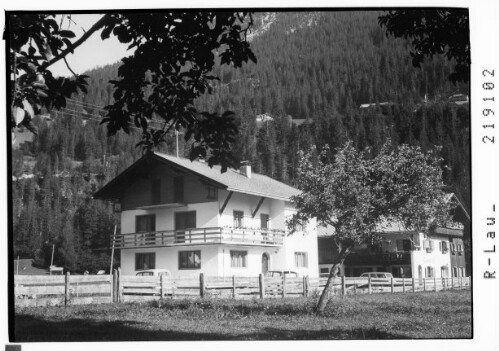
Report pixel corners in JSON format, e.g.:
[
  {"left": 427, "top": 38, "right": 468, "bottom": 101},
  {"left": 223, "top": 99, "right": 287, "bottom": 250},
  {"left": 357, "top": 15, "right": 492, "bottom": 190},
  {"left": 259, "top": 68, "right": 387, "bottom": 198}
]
[{"left": 93, "top": 152, "right": 227, "bottom": 201}]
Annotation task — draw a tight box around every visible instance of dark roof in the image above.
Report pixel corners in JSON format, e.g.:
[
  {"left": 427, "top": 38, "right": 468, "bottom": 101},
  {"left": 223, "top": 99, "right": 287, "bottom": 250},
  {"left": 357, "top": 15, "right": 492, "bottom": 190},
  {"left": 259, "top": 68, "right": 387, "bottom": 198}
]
[{"left": 94, "top": 152, "right": 300, "bottom": 201}]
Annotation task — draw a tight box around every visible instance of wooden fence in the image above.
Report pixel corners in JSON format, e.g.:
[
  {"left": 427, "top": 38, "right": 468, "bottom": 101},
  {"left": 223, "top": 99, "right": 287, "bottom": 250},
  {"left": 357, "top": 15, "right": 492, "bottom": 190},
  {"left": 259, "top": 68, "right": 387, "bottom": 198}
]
[{"left": 14, "top": 271, "right": 471, "bottom": 307}]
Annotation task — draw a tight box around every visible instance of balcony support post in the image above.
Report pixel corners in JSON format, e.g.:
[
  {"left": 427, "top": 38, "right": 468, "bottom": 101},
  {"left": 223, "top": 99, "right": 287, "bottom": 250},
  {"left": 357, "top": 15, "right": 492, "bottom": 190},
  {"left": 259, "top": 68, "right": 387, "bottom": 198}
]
[
  {"left": 219, "top": 191, "right": 233, "bottom": 215},
  {"left": 252, "top": 197, "right": 266, "bottom": 218}
]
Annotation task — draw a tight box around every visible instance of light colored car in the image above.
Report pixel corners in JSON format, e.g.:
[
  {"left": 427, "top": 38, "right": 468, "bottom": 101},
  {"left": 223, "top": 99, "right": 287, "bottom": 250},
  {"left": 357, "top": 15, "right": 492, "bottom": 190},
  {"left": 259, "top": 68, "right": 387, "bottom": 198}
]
[
  {"left": 265, "top": 270, "right": 299, "bottom": 278},
  {"left": 136, "top": 269, "right": 172, "bottom": 277},
  {"left": 360, "top": 272, "right": 393, "bottom": 279}
]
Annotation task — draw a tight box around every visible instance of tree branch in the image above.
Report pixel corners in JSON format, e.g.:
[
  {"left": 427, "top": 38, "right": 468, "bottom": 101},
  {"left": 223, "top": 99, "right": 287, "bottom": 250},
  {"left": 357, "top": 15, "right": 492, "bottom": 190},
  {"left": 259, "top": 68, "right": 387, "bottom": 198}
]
[
  {"left": 63, "top": 57, "right": 77, "bottom": 77},
  {"left": 40, "top": 14, "right": 111, "bottom": 71}
]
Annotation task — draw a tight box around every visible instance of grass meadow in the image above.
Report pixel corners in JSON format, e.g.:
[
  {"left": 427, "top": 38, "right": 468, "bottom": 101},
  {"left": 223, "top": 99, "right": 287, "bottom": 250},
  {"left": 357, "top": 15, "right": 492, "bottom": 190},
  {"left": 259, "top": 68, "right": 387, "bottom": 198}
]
[{"left": 14, "top": 289, "right": 471, "bottom": 341}]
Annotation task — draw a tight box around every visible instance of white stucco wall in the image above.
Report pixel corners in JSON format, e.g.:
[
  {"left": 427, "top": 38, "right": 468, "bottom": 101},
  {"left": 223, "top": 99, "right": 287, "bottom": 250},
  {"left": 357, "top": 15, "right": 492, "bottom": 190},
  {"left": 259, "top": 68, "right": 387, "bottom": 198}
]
[
  {"left": 411, "top": 233, "right": 452, "bottom": 278},
  {"left": 119, "top": 189, "right": 319, "bottom": 277}
]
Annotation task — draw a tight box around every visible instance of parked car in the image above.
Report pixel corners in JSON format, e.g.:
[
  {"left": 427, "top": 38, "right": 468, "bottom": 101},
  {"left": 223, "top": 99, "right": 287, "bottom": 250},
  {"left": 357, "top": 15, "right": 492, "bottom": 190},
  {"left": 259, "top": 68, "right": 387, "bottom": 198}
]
[
  {"left": 265, "top": 270, "right": 299, "bottom": 278},
  {"left": 360, "top": 272, "right": 393, "bottom": 279},
  {"left": 357, "top": 272, "right": 393, "bottom": 289},
  {"left": 136, "top": 269, "right": 172, "bottom": 277}
]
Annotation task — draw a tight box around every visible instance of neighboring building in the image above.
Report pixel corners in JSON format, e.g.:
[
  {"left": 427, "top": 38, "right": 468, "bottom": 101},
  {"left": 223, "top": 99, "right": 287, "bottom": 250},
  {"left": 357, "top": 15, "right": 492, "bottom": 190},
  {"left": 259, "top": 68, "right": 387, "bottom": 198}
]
[
  {"left": 94, "top": 152, "right": 318, "bottom": 277},
  {"left": 317, "top": 194, "right": 468, "bottom": 278}
]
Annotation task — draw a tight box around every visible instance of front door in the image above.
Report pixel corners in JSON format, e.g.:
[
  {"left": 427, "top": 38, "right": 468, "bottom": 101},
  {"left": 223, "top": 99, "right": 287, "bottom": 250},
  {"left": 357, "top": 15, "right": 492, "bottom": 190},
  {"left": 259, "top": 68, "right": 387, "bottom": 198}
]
[
  {"left": 175, "top": 211, "right": 196, "bottom": 243},
  {"left": 262, "top": 253, "right": 270, "bottom": 274}
]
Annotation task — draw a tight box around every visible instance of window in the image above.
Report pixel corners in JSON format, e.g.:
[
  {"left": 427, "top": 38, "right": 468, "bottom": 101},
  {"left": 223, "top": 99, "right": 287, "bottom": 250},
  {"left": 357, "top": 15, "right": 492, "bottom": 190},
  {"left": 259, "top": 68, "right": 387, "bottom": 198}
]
[
  {"left": 151, "top": 179, "right": 161, "bottom": 205},
  {"left": 135, "top": 253, "right": 155, "bottom": 270},
  {"left": 233, "top": 211, "right": 244, "bottom": 228},
  {"left": 179, "top": 251, "right": 201, "bottom": 269},
  {"left": 136, "top": 215, "right": 156, "bottom": 232},
  {"left": 425, "top": 266, "right": 434, "bottom": 278},
  {"left": 230, "top": 250, "right": 247, "bottom": 268},
  {"left": 174, "top": 176, "right": 184, "bottom": 202},
  {"left": 207, "top": 186, "right": 217, "bottom": 199},
  {"left": 424, "top": 240, "right": 434, "bottom": 253},
  {"left": 396, "top": 239, "right": 412, "bottom": 252},
  {"left": 295, "top": 252, "right": 308, "bottom": 268},
  {"left": 453, "top": 267, "right": 458, "bottom": 277},
  {"left": 260, "top": 214, "right": 269, "bottom": 229},
  {"left": 459, "top": 267, "right": 465, "bottom": 277},
  {"left": 440, "top": 241, "right": 448, "bottom": 253}
]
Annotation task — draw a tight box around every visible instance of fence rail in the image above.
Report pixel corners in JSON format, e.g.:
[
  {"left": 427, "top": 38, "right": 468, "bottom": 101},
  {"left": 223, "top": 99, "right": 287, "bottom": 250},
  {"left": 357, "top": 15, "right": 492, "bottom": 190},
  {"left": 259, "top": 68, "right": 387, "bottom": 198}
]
[{"left": 14, "top": 271, "right": 471, "bottom": 307}]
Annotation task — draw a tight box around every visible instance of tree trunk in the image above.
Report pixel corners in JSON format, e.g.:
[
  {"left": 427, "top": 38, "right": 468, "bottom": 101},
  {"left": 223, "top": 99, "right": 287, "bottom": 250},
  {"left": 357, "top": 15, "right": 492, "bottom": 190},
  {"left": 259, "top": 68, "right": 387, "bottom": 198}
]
[{"left": 316, "top": 248, "right": 349, "bottom": 314}]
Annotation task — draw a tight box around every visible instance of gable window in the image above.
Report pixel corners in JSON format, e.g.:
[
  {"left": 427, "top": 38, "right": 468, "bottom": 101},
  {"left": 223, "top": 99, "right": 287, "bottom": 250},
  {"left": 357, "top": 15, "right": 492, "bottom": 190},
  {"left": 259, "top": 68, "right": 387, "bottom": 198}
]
[
  {"left": 207, "top": 186, "right": 217, "bottom": 200},
  {"left": 260, "top": 214, "right": 269, "bottom": 229},
  {"left": 174, "top": 176, "right": 184, "bottom": 202},
  {"left": 135, "top": 252, "right": 155, "bottom": 270},
  {"left": 295, "top": 252, "right": 308, "bottom": 268},
  {"left": 179, "top": 250, "right": 201, "bottom": 269},
  {"left": 230, "top": 250, "right": 247, "bottom": 268},
  {"left": 233, "top": 211, "right": 244, "bottom": 228},
  {"left": 136, "top": 214, "right": 156, "bottom": 233},
  {"left": 151, "top": 179, "right": 161, "bottom": 205}
]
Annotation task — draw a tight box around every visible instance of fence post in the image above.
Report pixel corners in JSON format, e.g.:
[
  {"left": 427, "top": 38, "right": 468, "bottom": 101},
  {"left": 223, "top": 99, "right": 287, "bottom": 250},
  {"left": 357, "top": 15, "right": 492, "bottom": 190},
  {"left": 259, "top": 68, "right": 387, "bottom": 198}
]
[
  {"left": 434, "top": 277, "right": 437, "bottom": 292},
  {"left": 259, "top": 274, "right": 264, "bottom": 299},
  {"left": 200, "top": 273, "right": 205, "bottom": 298},
  {"left": 368, "top": 276, "right": 372, "bottom": 294},
  {"left": 117, "top": 268, "right": 122, "bottom": 302},
  {"left": 160, "top": 274, "right": 164, "bottom": 299},
  {"left": 303, "top": 276, "right": 309, "bottom": 297},
  {"left": 451, "top": 275, "right": 454, "bottom": 289},
  {"left": 402, "top": 278, "right": 406, "bottom": 293},
  {"left": 282, "top": 274, "right": 287, "bottom": 298},
  {"left": 65, "top": 272, "right": 71, "bottom": 307},
  {"left": 460, "top": 276, "right": 463, "bottom": 289},
  {"left": 423, "top": 278, "right": 426, "bottom": 292},
  {"left": 412, "top": 278, "right": 416, "bottom": 293},
  {"left": 341, "top": 276, "right": 346, "bottom": 296},
  {"left": 390, "top": 277, "right": 394, "bottom": 293},
  {"left": 232, "top": 275, "right": 236, "bottom": 299},
  {"left": 112, "top": 269, "right": 118, "bottom": 302}
]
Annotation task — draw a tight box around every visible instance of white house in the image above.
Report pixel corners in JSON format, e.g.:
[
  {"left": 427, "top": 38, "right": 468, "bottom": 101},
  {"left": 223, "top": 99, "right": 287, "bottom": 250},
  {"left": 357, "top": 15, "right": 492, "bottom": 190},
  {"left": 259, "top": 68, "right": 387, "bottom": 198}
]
[
  {"left": 94, "top": 152, "right": 318, "bottom": 277},
  {"left": 317, "top": 194, "right": 468, "bottom": 279}
]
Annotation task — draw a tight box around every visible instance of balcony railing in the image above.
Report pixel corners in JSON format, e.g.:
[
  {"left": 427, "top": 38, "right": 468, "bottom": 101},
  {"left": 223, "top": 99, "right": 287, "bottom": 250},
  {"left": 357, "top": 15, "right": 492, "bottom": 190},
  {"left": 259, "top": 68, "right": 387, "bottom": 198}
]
[{"left": 111, "top": 227, "right": 284, "bottom": 249}]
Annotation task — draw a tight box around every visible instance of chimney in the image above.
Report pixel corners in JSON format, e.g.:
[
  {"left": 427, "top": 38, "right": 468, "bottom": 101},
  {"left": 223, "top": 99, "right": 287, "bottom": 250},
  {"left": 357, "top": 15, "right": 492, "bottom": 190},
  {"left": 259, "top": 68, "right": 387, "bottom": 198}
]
[{"left": 240, "top": 161, "right": 251, "bottom": 178}]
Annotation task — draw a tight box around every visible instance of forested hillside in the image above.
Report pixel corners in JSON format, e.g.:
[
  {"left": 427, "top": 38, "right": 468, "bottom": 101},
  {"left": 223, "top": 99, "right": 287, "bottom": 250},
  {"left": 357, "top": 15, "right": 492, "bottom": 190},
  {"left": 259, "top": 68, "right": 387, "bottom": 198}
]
[{"left": 11, "top": 11, "right": 470, "bottom": 272}]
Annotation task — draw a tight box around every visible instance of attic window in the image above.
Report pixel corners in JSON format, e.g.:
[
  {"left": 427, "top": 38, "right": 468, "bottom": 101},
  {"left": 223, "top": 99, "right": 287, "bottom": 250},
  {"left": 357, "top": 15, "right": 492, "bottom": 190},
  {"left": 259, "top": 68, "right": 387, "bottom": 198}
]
[{"left": 207, "top": 186, "right": 217, "bottom": 199}]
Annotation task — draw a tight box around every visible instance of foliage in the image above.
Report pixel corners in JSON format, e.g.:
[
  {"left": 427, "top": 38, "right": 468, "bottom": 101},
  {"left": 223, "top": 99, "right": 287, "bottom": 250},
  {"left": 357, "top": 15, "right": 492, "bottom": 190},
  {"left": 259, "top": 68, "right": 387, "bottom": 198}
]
[
  {"left": 379, "top": 9, "right": 470, "bottom": 83},
  {"left": 289, "top": 139, "right": 454, "bottom": 312},
  {"left": 9, "top": 12, "right": 257, "bottom": 171},
  {"left": 9, "top": 14, "right": 89, "bottom": 133},
  {"left": 99, "top": 12, "right": 256, "bottom": 171}
]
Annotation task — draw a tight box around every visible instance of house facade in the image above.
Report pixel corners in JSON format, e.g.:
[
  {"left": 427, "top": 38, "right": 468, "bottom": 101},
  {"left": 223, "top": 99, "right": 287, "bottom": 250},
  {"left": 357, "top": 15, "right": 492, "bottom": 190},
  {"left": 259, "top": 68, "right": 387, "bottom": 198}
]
[
  {"left": 94, "top": 152, "right": 318, "bottom": 277},
  {"left": 317, "top": 201, "right": 467, "bottom": 279}
]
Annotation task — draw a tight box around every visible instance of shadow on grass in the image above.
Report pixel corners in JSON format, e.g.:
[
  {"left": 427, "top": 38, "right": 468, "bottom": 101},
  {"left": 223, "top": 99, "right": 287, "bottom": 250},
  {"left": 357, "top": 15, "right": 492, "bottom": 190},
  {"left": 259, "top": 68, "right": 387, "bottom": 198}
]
[{"left": 15, "top": 315, "right": 410, "bottom": 341}]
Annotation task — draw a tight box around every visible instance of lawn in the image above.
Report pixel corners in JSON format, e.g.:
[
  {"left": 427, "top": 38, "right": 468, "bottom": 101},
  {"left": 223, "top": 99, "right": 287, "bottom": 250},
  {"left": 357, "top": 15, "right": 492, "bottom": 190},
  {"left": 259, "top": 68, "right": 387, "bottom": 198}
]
[{"left": 14, "top": 290, "right": 471, "bottom": 341}]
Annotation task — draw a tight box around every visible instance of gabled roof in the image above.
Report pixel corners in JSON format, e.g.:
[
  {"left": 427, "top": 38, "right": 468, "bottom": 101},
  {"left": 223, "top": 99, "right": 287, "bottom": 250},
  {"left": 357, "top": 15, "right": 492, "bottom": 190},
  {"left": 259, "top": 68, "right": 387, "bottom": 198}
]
[{"left": 93, "top": 152, "right": 300, "bottom": 201}]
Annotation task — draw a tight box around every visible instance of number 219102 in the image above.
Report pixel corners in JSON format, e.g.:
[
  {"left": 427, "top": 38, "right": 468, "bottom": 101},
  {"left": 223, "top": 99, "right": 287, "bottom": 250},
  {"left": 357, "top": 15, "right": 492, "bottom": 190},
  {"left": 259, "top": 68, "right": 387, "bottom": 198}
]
[{"left": 482, "top": 69, "right": 495, "bottom": 144}]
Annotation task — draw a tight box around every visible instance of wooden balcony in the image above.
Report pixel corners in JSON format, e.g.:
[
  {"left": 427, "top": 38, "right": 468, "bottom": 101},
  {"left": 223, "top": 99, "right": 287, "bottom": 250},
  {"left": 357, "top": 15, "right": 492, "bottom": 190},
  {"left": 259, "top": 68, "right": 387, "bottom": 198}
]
[{"left": 111, "top": 227, "right": 284, "bottom": 249}]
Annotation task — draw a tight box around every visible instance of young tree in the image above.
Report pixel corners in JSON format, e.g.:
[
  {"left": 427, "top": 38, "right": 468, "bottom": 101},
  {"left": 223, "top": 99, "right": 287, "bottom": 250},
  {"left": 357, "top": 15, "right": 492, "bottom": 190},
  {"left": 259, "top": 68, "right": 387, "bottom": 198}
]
[
  {"left": 288, "top": 140, "right": 453, "bottom": 313},
  {"left": 8, "top": 12, "right": 257, "bottom": 170}
]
